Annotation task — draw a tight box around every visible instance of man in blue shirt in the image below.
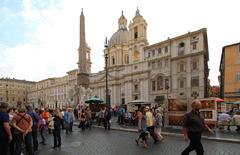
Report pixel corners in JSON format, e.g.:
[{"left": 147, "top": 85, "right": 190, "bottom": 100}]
[
  {"left": 26, "top": 105, "right": 40, "bottom": 152},
  {"left": 64, "top": 108, "right": 74, "bottom": 134},
  {"left": 0, "top": 102, "right": 12, "bottom": 155}
]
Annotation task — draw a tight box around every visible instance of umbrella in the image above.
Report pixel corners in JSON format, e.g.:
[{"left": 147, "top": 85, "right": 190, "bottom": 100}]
[{"left": 85, "top": 96, "right": 104, "bottom": 104}]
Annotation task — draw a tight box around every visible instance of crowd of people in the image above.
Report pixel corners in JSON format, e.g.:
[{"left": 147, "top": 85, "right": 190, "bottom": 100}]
[
  {"left": 1, "top": 100, "right": 240, "bottom": 154},
  {"left": 0, "top": 101, "right": 82, "bottom": 155},
  {"left": 218, "top": 110, "right": 240, "bottom": 131}
]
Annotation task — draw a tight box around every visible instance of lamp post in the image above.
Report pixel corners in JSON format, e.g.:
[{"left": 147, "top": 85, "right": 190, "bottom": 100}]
[
  {"left": 165, "top": 80, "right": 170, "bottom": 128},
  {"left": 104, "top": 37, "right": 109, "bottom": 107}
]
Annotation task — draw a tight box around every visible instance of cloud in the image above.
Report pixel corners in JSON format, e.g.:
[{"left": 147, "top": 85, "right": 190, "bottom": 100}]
[{"left": 0, "top": 0, "right": 79, "bottom": 81}]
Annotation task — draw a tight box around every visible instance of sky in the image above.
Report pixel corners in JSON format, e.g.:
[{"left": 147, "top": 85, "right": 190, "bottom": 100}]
[{"left": 0, "top": 0, "right": 239, "bottom": 85}]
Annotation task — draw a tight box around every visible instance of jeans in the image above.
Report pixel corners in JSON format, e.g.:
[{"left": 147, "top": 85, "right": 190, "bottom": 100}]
[
  {"left": 66, "top": 122, "right": 73, "bottom": 134},
  {"left": 32, "top": 125, "right": 38, "bottom": 151},
  {"left": 146, "top": 126, "right": 158, "bottom": 142},
  {"left": 0, "top": 138, "right": 9, "bottom": 155},
  {"left": 40, "top": 128, "right": 46, "bottom": 143},
  {"left": 104, "top": 118, "right": 110, "bottom": 130},
  {"left": 14, "top": 132, "right": 34, "bottom": 155},
  {"left": 53, "top": 129, "right": 61, "bottom": 147},
  {"left": 181, "top": 132, "right": 204, "bottom": 155}
]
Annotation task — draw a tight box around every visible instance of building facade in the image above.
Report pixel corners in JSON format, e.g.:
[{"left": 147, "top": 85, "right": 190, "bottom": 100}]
[
  {"left": 219, "top": 42, "right": 240, "bottom": 101},
  {"left": 0, "top": 78, "right": 35, "bottom": 107},
  {"left": 90, "top": 9, "right": 209, "bottom": 125}
]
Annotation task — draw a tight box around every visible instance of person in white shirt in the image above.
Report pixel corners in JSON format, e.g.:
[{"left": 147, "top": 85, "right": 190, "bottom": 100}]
[{"left": 233, "top": 111, "right": 240, "bottom": 132}]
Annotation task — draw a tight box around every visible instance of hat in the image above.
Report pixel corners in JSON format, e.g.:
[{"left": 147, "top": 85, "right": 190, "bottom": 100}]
[{"left": 145, "top": 106, "right": 150, "bottom": 109}]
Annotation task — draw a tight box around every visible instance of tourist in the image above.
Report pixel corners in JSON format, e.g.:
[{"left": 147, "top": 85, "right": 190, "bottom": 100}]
[
  {"left": 233, "top": 111, "right": 240, "bottom": 132},
  {"left": 12, "top": 107, "right": 34, "bottom": 155},
  {"left": 154, "top": 109, "right": 164, "bottom": 141},
  {"left": 85, "top": 107, "right": 92, "bottom": 130},
  {"left": 7, "top": 107, "right": 16, "bottom": 155},
  {"left": 145, "top": 106, "right": 159, "bottom": 143},
  {"left": 135, "top": 106, "right": 149, "bottom": 149},
  {"left": 53, "top": 108, "right": 62, "bottom": 149},
  {"left": 79, "top": 109, "right": 86, "bottom": 131},
  {"left": 26, "top": 105, "right": 40, "bottom": 152},
  {"left": 64, "top": 108, "right": 74, "bottom": 134},
  {"left": 181, "top": 100, "right": 214, "bottom": 155},
  {"left": 104, "top": 107, "right": 112, "bottom": 130},
  {"left": 38, "top": 113, "right": 47, "bottom": 145},
  {"left": 0, "top": 102, "right": 12, "bottom": 155}
]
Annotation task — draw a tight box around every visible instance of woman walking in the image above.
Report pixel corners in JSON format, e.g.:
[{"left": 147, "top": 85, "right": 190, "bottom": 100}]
[
  {"left": 155, "top": 109, "right": 164, "bottom": 141},
  {"left": 53, "top": 108, "right": 62, "bottom": 149},
  {"left": 135, "top": 106, "right": 149, "bottom": 149}
]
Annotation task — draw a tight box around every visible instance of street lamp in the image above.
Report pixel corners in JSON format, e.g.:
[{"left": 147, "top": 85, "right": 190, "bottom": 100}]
[
  {"left": 104, "top": 37, "right": 109, "bottom": 107},
  {"left": 165, "top": 80, "right": 170, "bottom": 128}
]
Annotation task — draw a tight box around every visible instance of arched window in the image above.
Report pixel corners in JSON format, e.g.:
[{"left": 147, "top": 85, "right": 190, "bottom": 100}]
[
  {"left": 157, "top": 76, "right": 163, "bottom": 90},
  {"left": 134, "top": 50, "right": 139, "bottom": 62},
  {"left": 112, "top": 56, "right": 115, "bottom": 65},
  {"left": 125, "top": 54, "right": 129, "bottom": 64},
  {"left": 178, "top": 42, "right": 185, "bottom": 56}
]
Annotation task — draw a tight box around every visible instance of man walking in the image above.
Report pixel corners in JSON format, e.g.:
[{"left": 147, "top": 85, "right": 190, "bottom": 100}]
[{"left": 181, "top": 100, "right": 214, "bottom": 155}]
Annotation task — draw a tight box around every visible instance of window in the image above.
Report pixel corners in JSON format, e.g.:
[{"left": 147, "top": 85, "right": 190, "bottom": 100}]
[
  {"left": 152, "top": 81, "right": 156, "bottom": 91},
  {"left": 179, "top": 63, "right": 185, "bottom": 72},
  {"left": 165, "top": 46, "right": 168, "bottom": 53},
  {"left": 12, "top": 97, "right": 15, "bottom": 101},
  {"left": 191, "top": 77, "right": 199, "bottom": 87},
  {"left": 152, "top": 50, "right": 155, "bottom": 57},
  {"left": 157, "top": 76, "right": 163, "bottom": 90},
  {"left": 192, "top": 42, "right": 197, "bottom": 50},
  {"left": 179, "top": 79, "right": 185, "bottom": 89},
  {"left": 125, "top": 55, "right": 129, "bottom": 64},
  {"left": 165, "top": 79, "right": 169, "bottom": 90},
  {"left": 178, "top": 42, "right": 185, "bottom": 56},
  {"left": 158, "top": 48, "right": 162, "bottom": 55},
  {"left": 148, "top": 62, "right": 151, "bottom": 67},
  {"left": 148, "top": 52, "right": 151, "bottom": 58},
  {"left": 134, "top": 84, "right": 138, "bottom": 92},
  {"left": 134, "top": 26, "right": 138, "bottom": 39},
  {"left": 165, "top": 58, "right": 169, "bottom": 67},
  {"left": 192, "top": 60, "right": 198, "bottom": 70},
  {"left": 236, "top": 72, "right": 240, "bottom": 82},
  {"left": 158, "top": 60, "right": 162, "bottom": 68},
  {"left": 152, "top": 61, "right": 156, "bottom": 68}
]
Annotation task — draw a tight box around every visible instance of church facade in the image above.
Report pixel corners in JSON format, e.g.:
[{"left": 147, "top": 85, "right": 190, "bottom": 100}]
[{"left": 89, "top": 9, "right": 209, "bottom": 124}]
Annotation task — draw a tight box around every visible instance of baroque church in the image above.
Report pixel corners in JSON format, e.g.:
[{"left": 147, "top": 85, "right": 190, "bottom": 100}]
[{"left": 28, "top": 8, "right": 209, "bottom": 125}]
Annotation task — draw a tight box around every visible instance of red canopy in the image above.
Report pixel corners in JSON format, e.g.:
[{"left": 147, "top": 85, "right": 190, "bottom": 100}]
[{"left": 215, "top": 98, "right": 224, "bottom": 102}]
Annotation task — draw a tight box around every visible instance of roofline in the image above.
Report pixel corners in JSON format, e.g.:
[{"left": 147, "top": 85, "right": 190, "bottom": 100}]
[
  {"left": 144, "top": 28, "right": 207, "bottom": 50},
  {"left": 222, "top": 42, "right": 240, "bottom": 49},
  {"left": 220, "top": 42, "right": 240, "bottom": 71}
]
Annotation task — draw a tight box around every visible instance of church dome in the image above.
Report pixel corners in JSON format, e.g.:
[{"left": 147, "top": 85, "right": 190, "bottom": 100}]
[
  {"left": 108, "top": 11, "right": 129, "bottom": 47},
  {"left": 109, "top": 29, "right": 129, "bottom": 47}
]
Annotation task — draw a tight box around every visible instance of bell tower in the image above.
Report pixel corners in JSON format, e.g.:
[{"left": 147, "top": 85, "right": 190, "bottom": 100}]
[{"left": 128, "top": 7, "right": 148, "bottom": 63}]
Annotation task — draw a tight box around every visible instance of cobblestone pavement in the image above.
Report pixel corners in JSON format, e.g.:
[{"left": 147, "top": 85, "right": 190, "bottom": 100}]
[{"left": 36, "top": 126, "right": 240, "bottom": 155}]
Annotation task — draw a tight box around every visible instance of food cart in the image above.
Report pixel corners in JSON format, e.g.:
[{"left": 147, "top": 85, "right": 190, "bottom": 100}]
[
  {"left": 127, "top": 100, "right": 152, "bottom": 112},
  {"left": 199, "top": 97, "right": 224, "bottom": 128}
]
